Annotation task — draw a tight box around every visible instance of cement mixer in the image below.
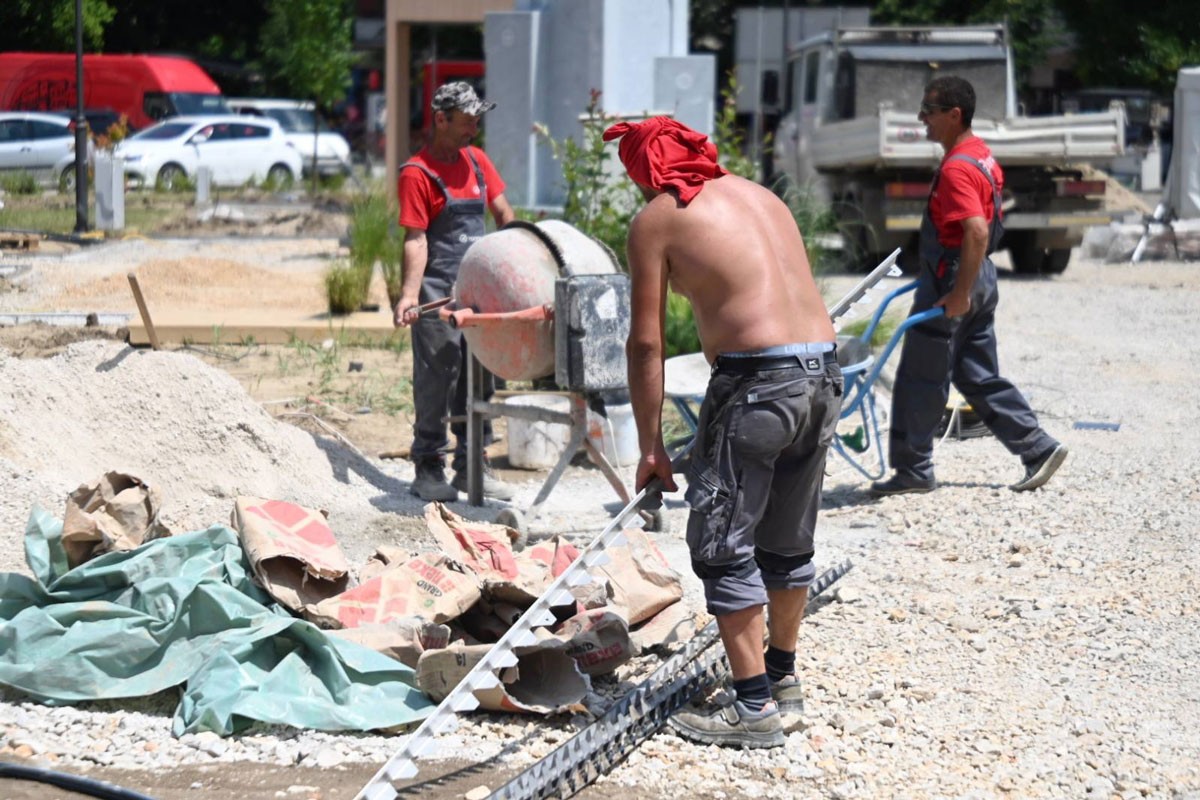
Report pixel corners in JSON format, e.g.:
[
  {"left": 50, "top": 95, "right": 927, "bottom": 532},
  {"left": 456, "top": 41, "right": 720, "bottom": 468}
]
[
  {"left": 449, "top": 220, "right": 620, "bottom": 382},
  {"left": 437, "top": 220, "right": 653, "bottom": 535}
]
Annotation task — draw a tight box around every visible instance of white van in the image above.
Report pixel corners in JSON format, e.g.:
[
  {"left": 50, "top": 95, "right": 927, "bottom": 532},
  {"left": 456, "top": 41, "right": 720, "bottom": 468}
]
[{"left": 227, "top": 98, "right": 351, "bottom": 177}]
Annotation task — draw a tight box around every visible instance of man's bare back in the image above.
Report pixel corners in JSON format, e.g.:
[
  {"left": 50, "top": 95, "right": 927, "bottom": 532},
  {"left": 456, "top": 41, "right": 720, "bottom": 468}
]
[{"left": 629, "top": 173, "right": 834, "bottom": 362}]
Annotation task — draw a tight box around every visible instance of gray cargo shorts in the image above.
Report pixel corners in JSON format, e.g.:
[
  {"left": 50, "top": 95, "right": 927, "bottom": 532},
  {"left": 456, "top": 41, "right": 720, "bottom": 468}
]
[{"left": 684, "top": 347, "right": 842, "bottom": 617}]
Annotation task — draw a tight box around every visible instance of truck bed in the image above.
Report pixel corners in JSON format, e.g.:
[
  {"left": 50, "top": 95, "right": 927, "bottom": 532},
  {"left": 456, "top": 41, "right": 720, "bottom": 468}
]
[{"left": 808, "top": 108, "right": 1127, "bottom": 171}]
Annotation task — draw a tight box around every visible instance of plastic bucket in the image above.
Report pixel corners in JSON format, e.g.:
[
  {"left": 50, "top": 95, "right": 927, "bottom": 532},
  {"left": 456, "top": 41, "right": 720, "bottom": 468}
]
[
  {"left": 586, "top": 403, "right": 639, "bottom": 467},
  {"left": 505, "top": 395, "right": 572, "bottom": 469}
]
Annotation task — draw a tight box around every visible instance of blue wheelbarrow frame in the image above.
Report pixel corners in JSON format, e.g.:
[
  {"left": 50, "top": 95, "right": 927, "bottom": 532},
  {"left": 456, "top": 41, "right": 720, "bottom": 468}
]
[{"left": 833, "top": 281, "right": 944, "bottom": 480}]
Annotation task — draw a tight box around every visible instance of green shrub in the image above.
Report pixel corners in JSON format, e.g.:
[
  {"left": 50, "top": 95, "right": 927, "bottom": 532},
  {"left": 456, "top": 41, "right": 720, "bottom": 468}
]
[
  {"left": 534, "top": 89, "right": 642, "bottom": 268},
  {"left": 348, "top": 189, "right": 400, "bottom": 308},
  {"left": 665, "top": 291, "right": 703, "bottom": 357},
  {"left": 325, "top": 259, "right": 370, "bottom": 315},
  {"left": 1, "top": 172, "right": 39, "bottom": 195}
]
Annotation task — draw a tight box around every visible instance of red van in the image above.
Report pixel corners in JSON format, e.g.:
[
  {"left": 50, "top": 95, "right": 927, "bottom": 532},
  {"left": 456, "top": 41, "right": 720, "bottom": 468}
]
[{"left": 0, "top": 53, "right": 228, "bottom": 131}]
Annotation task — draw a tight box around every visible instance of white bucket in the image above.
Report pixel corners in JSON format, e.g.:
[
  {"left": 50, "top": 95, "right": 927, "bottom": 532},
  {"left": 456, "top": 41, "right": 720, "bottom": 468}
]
[
  {"left": 505, "top": 395, "right": 572, "bottom": 469},
  {"left": 586, "top": 403, "right": 639, "bottom": 468}
]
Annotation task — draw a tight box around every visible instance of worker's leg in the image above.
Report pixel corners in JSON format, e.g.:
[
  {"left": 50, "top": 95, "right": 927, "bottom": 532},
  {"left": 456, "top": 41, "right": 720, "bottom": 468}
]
[{"left": 888, "top": 277, "right": 958, "bottom": 483}]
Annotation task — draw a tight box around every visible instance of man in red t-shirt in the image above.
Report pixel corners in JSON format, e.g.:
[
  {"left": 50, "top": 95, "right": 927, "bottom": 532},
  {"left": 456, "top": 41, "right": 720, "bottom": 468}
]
[
  {"left": 393, "top": 82, "right": 516, "bottom": 502},
  {"left": 871, "top": 76, "right": 1067, "bottom": 496}
]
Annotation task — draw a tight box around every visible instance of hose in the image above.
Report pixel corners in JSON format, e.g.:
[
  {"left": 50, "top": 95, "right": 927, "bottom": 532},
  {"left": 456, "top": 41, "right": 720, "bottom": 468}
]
[{"left": 0, "top": 760, "right": 159, "bottom": 800}]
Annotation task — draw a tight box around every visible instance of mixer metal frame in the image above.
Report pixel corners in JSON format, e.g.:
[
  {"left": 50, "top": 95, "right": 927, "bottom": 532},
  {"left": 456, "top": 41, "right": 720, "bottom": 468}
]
[{"left": 462, "top": 346, "right": 650, "bottom": 537}]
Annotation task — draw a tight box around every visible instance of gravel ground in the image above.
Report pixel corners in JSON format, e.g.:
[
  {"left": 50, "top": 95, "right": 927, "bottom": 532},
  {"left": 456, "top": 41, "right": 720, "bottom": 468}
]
[{"left": 1, "top": 240, "right": 1199, "bottom": 799}]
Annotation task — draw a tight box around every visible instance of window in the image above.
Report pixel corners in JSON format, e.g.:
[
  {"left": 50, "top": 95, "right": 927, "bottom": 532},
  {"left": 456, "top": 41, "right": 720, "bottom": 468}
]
[
  {"left": 29, "top": 120, "right": 70, "bottom": 140},
  {"left": 0, "top": 120, "right": 28, "bottom": 142},
  {"left": 240, "top": 124, "right": 270, "bottom": 139},
  {"left": 144, "top": 93, "right": 172, "bottom": 122},
  {"left": 803, "top": 51, "right": 821, "bottom": 105}
]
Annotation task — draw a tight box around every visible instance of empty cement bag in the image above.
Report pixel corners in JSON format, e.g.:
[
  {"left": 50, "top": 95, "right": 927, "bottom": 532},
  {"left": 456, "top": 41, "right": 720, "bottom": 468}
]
[
  {"left": 62, "top": 471, "right": 171, "bottom": 569},
  {"left": 416, "top": 639, "right": 588, "bottom": 714},
  {"left": 232, "top": 496, "right": 351, "bottom": 613}
]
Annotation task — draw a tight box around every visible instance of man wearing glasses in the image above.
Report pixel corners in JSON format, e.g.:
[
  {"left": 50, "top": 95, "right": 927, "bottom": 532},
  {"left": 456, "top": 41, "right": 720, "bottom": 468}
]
[{"left": 871, "top": 76, "right": 1068, "bottom": 496}]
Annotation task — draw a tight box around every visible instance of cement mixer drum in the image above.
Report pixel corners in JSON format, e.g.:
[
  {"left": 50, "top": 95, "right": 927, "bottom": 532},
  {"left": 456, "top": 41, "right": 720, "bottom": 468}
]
[{"left": 455, "top": 221, "right": 618, "bottom": 381}]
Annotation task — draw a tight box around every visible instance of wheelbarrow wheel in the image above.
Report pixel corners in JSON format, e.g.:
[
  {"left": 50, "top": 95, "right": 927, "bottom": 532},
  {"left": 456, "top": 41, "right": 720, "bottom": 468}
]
[{"left": 494, "top": 507, "right": 528, "bottom": 550}]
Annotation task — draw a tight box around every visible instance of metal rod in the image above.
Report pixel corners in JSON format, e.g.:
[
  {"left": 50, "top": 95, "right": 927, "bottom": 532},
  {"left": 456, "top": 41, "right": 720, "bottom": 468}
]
[{"left": 73, "top": 0, "right": 89, "bottom": 234}]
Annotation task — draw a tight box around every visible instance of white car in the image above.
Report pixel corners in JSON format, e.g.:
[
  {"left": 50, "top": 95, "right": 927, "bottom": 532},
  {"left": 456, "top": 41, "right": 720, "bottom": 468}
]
[
  {"left": 113, "top": 115, "right": 304, "bottom": 190},
  {"left": 227, "top": 98, "right": 351, "bottom": 176},
  {"left": 0, "top": 111, "right": 77, "bottom": 185}
]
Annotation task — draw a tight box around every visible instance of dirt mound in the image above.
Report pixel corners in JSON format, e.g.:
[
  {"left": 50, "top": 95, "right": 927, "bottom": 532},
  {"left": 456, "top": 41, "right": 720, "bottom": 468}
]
[
  {"left": 0, "top": 339, "right": 429, "bottom": 577},
  {"left": 0, "top": 323, "right": 126, "bottom": 358}
]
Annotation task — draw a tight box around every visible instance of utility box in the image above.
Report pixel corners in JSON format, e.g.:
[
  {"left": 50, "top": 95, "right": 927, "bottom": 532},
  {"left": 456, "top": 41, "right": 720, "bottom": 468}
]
[
  {"left": 554, "top": 273, "right": 630, "bottom": 392},
  {"left": 94, "top": 154, "right": 124, "bottom": 231}
]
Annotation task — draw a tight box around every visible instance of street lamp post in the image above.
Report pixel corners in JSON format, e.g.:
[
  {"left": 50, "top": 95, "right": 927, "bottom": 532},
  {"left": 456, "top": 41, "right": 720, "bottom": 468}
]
[{"left": 73, "top": 0, "right": 89, "bottom": 233}]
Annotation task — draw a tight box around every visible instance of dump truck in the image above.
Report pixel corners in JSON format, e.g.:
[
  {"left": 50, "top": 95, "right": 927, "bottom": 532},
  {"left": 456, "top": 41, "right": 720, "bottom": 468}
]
[{"left": 771, "top": 24, "right": 1126, "bottom": 274}]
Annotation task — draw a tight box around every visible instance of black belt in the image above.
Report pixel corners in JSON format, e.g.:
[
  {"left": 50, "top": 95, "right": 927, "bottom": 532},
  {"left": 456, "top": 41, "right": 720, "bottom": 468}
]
[{"left": 713, "top": 348, "right": 838, "bottom": 375}]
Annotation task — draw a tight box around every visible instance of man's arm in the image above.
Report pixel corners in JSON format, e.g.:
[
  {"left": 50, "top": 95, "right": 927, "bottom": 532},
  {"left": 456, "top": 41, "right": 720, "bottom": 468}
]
[
  {"left": 490, "top": 192, "right": 516, "bottom": 228},
  {"left": 394, "top": 229, "right": 428, "bottom": 328},
  {"left": 935, "top": 215, "right": 988, "bottom": 318},
  {"left": 625, "top": 208, "right": 678, "bottom": 493}
]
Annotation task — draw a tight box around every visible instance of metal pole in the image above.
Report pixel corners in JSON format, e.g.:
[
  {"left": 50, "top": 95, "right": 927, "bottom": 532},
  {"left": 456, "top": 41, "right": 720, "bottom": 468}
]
[{"left": 73, "top": 0, "right": 89, "bottom": 233}]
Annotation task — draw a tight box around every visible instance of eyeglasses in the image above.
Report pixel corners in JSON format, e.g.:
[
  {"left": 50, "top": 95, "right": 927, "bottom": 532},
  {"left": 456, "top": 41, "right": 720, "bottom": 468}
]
[{"left": 919, "top": 102, "right": 955, "bottom": 115}]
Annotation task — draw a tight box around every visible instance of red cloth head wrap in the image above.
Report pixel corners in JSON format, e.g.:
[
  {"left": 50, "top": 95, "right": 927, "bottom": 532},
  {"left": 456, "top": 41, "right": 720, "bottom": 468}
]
[{"left": 602, "top": 116, "right": 727, "bottom": 205}]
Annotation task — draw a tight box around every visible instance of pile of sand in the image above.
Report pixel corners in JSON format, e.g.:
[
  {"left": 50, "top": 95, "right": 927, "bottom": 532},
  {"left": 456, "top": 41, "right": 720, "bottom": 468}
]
[{"left": 0, "top": 339, "right": 428, "bottom": 576}]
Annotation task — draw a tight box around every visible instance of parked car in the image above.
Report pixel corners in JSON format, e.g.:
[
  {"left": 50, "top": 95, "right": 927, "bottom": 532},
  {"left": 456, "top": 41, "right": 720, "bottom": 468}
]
[
  {"left": 0, "top": 111, "right": 77, "bottom": 184},
  {"left": 227, "top": 98, "right": 351, "bottom": 176},
  {"left": 113, "top": 115, "right": 304, "bottom": 190}
]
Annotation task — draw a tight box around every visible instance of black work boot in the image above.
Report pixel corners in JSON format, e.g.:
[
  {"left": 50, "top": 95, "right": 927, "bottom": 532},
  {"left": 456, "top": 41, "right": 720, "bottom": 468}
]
[{"left": 411, "top": 457, "right": 458, "bottom": 502}]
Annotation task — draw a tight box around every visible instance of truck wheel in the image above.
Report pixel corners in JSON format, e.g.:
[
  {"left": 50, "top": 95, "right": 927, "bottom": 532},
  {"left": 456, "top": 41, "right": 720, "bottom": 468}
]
[
  {"left": 1006, "top": 231, "right": 1042, "bottom": 274},
  {"left": 1042, "top": 248, "right": 1071, "bottom": 274}
]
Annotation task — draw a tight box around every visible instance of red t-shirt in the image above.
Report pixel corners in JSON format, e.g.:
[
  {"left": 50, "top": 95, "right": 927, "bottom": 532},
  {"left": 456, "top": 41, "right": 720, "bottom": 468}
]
[
  {"left": 929, "top": 136, "right": 1004, "bottom": 249},
  {"left": 397, "top": 146, "right": 506, "bottom": 231}
]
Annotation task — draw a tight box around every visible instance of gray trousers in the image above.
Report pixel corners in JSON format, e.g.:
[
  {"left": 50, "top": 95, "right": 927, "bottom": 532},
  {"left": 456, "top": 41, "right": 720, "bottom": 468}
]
[
  {"left": 888, "top": 261, "right": 1057, "bottom": 481},
  {"left": 410, "top": 279, "right": 494, "bottom": 471}
]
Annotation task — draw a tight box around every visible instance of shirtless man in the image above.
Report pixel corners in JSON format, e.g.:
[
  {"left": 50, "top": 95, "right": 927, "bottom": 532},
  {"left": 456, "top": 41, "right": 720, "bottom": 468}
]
[{"left": 603, "top": 117, "right": 842, "bottom": 748}]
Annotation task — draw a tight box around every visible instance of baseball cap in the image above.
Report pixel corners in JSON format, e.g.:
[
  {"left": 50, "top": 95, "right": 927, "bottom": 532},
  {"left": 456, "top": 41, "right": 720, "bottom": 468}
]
[{"left": 431, "top": 82, "right": 496, "bottom": 116}]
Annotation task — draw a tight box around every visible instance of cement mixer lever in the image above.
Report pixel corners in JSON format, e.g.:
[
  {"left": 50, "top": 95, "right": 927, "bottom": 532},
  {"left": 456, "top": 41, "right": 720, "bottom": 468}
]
[
  {"left": 443, "top": 303, "right": 555, "bottom": 329},
  {"left": 415, "top": 297, "right": 453, "bottom": 317}
]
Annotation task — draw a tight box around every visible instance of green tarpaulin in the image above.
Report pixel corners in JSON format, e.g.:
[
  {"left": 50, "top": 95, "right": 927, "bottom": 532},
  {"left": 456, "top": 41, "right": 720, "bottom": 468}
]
[{"left": 0, "top": 507, "right": 433, "bottom": 736}]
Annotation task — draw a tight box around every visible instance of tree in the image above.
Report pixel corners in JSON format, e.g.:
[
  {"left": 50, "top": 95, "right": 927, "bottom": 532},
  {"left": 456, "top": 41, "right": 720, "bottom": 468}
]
[
  {"left": 0, "top": 0, "right": 115, "bottom": 51},
  {"left": 1054, "top": 0, "right": 1200, "bottom": 95},
  {"left": 258, "top": 0, "right": 354, "bottom": 105},
  {"left": 258, "top": 0, "right": 355, "bottom": 189}
]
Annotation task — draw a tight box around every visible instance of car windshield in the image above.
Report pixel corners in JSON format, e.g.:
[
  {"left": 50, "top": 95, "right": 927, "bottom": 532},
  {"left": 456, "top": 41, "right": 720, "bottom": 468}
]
[
  {"left": 130, "top": 122, "right": 193, "bottom": 140},
  {"left": 171, "top": 93, "right": 231, "bottom": 116},
  {"left": 264, "top": 107, "right": 316, "bottom": 133}
]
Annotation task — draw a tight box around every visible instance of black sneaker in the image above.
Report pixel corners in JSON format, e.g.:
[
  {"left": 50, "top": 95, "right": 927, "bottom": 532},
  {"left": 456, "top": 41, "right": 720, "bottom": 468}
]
[
  {"left": 668, "top": 694, "right": 785, "bottom": 749},
  {"left": 1010, "top": 444, "right": 1068, "bottom": 492},
  {"left": 410, "top": 459, "right": 458, "bottom": 502},
  {"left": 869, "top": 472, "right": 937, "bottom": 496}
]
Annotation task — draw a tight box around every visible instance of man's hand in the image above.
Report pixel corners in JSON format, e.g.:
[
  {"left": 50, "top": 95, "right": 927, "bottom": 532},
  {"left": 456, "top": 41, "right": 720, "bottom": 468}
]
[
  {"left": 934, "top": 290, "right": 971, "bottom": 318},
  {"left": 393, "top": 294, "right": 421, "bottom": 328},
  {"left": 635, "top": 444, "right": 678, "bottom": 495}
]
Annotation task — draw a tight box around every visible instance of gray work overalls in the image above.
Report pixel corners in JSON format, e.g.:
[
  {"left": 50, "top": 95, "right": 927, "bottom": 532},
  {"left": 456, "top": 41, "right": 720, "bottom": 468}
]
[
  {"left": 401, "top": 150, "right": 495, "bottom": 470},
  {"left": 888, "top": 154, "right": 1057, "bottom": 481}
]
